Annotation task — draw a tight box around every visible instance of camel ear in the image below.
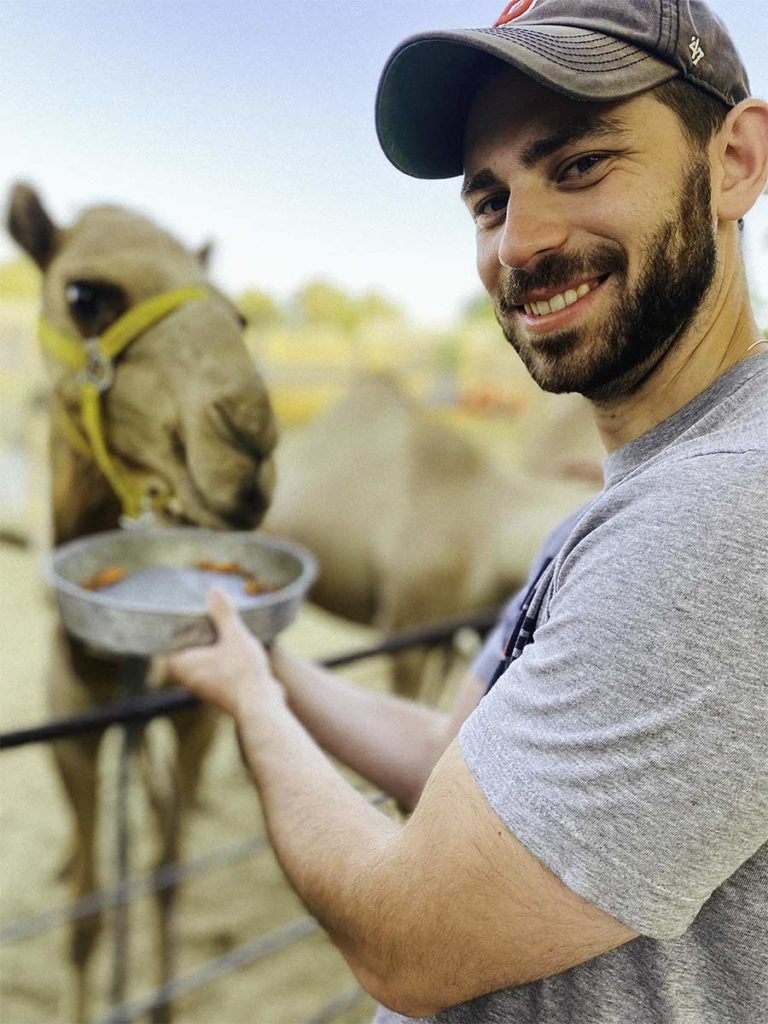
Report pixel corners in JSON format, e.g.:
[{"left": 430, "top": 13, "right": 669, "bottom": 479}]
[
  {"left": 6, "top": 182, "right": 60, "bottom": 269},
  {"left": 196, "top": 239, "right": 214, "bottom": 268}
]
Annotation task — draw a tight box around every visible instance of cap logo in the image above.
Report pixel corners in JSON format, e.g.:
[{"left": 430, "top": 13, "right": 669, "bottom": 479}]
[
  {"left": 494, "top": 0, "right": 538, "bottom": 28},
  {"left": 688, "top": 35, "right": 705, "bottom": 66}
]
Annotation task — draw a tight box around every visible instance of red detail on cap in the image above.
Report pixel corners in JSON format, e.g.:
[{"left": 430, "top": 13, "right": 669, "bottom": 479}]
[{"left": 494, "top": 0, "right": 537, "bottom": 27}]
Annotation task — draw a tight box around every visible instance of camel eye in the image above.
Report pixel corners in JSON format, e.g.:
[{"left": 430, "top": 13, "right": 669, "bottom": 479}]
[{"left": 65, "top": 279, "right": 127, "bottom": 336}]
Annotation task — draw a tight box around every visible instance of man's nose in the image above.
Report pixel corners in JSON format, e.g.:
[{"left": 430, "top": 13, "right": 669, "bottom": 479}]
[{"left": 497, "top": 194, "right": 568, "bottom": 270}]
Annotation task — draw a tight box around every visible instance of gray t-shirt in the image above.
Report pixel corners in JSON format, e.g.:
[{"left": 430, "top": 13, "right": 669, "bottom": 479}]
[{"left": 374, "top": 354, "right": 767, "bottom": 1024}]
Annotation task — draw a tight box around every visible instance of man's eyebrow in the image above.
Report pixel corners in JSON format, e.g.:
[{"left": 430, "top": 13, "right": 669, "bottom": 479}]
[
  {"left": 519, "top": 115, "right": 630, "bottom": 169},
  {"left": 461, "top": 115, "right": 630, "bottom": 201},
  {"left": 461, "top": 168, "right": 502, "bottom": 203}
]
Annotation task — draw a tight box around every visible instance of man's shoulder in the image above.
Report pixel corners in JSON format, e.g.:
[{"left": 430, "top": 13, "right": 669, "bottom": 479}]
[
  {"left": 601, "top": 441, "right": 767, "bottom": 526},
  {"left": 559, "top": 446, "right": 766, "bottom": 588}
]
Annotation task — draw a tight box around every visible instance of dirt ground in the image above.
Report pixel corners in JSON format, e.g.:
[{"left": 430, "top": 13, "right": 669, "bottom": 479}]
[{"left": 0, "top": 541, "right": 467, "bottom": 1024}]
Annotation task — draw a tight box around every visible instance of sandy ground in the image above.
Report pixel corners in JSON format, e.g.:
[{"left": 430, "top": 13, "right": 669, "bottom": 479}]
[{"left": 0, "top": 541, "right": 468, "bottom": 1024}]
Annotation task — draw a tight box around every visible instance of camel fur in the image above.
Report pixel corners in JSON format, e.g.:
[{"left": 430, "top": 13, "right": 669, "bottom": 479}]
[{"left": 264, "top": 373, "right": 602, "bottom": 698}]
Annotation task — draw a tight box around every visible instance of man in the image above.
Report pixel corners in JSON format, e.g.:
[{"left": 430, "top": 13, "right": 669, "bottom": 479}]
[{"left": 168, "top": 1, "right": 768, "bottom": 1020}]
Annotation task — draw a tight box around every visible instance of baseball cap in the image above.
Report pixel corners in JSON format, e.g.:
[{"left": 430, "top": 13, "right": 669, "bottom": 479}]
[{"left": 376, "top": 0, "right": 750, "bottom": 179}]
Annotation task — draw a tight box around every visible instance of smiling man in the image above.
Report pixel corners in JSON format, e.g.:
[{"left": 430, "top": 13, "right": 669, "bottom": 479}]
[
  {"left": 168, "top": 2, "right": 768, "bottom": 1021},
  {"left": 462, "top": 80, "right": 719, "bottom": 404}
]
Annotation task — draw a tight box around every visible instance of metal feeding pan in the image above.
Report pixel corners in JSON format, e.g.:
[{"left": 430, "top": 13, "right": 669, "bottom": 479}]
[{"left": 50, "top": 528, "right": 318, "bottom": 657}]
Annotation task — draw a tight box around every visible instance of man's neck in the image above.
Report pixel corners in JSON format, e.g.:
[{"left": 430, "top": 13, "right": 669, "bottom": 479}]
[{"left": 591, "top": 229, "right": 765, "bottom": 452}]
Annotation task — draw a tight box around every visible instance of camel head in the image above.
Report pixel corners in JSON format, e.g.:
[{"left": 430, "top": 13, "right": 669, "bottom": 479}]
[{"left": 7, "top": 183, "right": 277, "bottom": 539}]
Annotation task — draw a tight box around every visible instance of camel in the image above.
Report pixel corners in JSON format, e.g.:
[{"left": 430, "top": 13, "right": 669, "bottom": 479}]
[
  {"left": 6, "top": 183, "right": 278, "bottom": 1022},
  {"left": 263, "top": 373, "right": 602, "bottom": 698}
]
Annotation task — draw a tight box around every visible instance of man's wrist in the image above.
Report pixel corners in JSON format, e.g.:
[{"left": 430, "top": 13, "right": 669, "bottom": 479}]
[
  {"left": 268, "top": 642, "right": 290, "bottom": 680},
  {"left": 233, "top": 669, "right": 286, "bottom": 722}
]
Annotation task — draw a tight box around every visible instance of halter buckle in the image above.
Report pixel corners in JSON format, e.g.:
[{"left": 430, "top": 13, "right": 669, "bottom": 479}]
[
  {"left": 119, "top": 498, "right": 158, "bottom": 531},
  {"left": 119, "top": 511, "right": 157, "bottom": 530},
  {"left": 78, "top": 339, "right": 114, "bottom": 391}
]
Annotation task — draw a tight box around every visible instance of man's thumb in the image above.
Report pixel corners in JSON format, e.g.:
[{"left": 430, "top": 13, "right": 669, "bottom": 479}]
[{"left": 207, "top": 586, "right": 240, "bottom": 635}]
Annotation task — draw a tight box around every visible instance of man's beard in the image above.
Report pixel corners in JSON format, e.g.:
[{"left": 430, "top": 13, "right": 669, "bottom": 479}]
[{"left": 493, "top": 159, "right": 718, "bottom": 401}]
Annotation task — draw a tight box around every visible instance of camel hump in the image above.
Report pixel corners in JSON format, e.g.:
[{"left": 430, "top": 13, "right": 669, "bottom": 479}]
[{"left": 332, "top": 371, "right": 414, "bottom": 420}]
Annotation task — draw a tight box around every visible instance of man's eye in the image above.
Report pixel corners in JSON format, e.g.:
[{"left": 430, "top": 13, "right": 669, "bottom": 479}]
[
  {"left": 561, "top": 154, "right": 607, "bottom": 181},
  {"left": 475, "top": 193, "right": 508, "bottom": 219}
]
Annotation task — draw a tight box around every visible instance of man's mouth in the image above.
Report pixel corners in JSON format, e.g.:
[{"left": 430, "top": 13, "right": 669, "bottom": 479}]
[{"left": 518, "top": 275, "right": 609, "bottom": 318}]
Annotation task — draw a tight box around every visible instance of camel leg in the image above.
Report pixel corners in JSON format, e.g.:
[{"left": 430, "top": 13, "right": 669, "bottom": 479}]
[
  {"left": 140, "top": 704, "right": 219, "bottom": 1024},
  {"left": 171, "top": 703, "right": 220, "bottom": 813},
  {"left": 377, "top": 555, "right": 469, "bottom": 702},
  {"left": 139, "top": 726, "right": 179, "bottom": 1024},
  {"left": 390, "top": 646, "right": 433, "bottom": 701},
  {"left": 414, "top": 641, "right": 457, "bottom": 707},
  {"left": 51, "top": 733, "right": 105, "bottom": 1023}
]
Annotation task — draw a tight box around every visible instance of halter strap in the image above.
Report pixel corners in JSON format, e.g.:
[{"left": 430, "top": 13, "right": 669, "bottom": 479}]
[{"left": 39, "top": 285, "right": 207, "bottom": 522}]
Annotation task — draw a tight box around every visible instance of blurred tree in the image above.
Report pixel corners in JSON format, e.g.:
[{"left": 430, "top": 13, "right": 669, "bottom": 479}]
[
  {"left": 290, "top": 279, "right": 359, "bottom": 332},
  {"left": 461, "top": 292, "right": 496, "bottom": 325},
  {"left": 433, "top": 331, "right": 462, "bottom": 373},
  {"left": 238, "top": 288, "right": 282, "bottom": 329},
  {"left": 357, "top": 290, "right": 404, "bottom": 324},
  {"left": 0, "top": 257, "right": 40, "bottom": 299},
  {"left": 289, "top": 281, "right": 405, "bottom": 335}
]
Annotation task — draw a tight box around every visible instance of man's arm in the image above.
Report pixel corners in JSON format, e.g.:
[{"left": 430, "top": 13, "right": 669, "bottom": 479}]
[
  {"left": 168, "top": 590, "right": 637, "bottom": 1016},
  {"left": 270, "top": 644, "right": 485, "bottom": 810}
]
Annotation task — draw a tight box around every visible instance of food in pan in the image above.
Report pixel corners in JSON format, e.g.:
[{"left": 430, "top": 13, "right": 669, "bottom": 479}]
[
  {"left": 194, "top": 560, "right": 278, "bottom": 594},
  {"left": 195, "top": 560, "right": 244, "bottom": 574},
  {"left": 80, "top": 566, "right": 128, "bottom": 590},
  {"left": 80, "top": 559, "right": 278, "bottom": 596}
]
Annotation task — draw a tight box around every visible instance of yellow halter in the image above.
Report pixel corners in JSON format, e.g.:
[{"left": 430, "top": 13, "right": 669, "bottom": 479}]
[{"left": 39, "top": 286, "right": 207, "bottom": 525}]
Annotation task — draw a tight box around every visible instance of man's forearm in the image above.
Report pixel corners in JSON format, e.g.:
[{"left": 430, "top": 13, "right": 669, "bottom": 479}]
[
  {"left": 270, "top": 646, "right": 448, "bottom": 810},
  {"left": 233, "top": 683, "right": 402, "bottom": 993}
]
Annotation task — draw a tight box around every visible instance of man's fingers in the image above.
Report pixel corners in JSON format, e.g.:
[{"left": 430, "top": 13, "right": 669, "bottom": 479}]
[
  {"left": 166, "top": 648, "right": 195, "bottom": 682},
  {"left": 207, "top": 586, "right": 241, "bottom": 636}
]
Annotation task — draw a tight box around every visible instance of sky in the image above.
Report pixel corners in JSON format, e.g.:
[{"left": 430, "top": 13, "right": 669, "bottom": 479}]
[{"left": 0, "top": 0, "right": 766, "bottom": 327}]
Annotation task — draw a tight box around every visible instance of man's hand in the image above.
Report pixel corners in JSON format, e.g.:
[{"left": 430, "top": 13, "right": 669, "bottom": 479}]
[{"left": 166, "top": 587, "right": 284, "bottom": 718}]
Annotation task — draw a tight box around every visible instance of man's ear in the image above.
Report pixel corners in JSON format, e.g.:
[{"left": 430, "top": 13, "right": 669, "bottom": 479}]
[
  {"left": 715, "top": 99, "right": 768, "bottom": 223},
  {"left": 6, "top": 182, "right": 61, "bottom": 269}
]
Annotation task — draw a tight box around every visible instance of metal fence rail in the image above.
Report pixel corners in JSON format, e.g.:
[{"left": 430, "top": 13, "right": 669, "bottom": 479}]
[
  {"left": 0, "top": 833, "right": 269, "bottom": 946},
  {"left": 95, "top": 916, "right": 322, "bottom": 1024},
  {"left": 0, "top": 607, "right": 499, "bottom": 751},
  {"left": 0, "top": 794, "right": 388, "bottom": 948}
]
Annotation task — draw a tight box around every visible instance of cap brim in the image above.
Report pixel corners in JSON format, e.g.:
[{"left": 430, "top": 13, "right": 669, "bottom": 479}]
[{"left": 376, "top": 26, "right": 678, "bottom": 179}]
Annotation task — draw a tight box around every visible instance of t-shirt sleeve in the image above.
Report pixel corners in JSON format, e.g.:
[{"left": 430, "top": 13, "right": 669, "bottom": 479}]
[
  {"left": 460, "top": 454, "right": 768, "bottom": 940},
  {"left": 471, "top": 507, "right": 592, "bottom": 687}
]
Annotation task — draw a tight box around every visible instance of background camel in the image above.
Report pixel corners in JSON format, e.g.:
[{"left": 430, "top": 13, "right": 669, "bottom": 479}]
[
  {"left": 6, "top": 183, "right": 277, "bottom": 1022},
  {"left": 263, "top": 373, "right": 602, "bottom": 698}
]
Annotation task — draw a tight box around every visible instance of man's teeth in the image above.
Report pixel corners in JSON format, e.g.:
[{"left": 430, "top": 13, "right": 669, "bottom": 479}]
[{"left": 523, "top": 280, "right": 597, "bottom": 317}]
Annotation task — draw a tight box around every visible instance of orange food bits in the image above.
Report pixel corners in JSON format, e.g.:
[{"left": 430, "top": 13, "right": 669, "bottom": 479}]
[
  {"left": 243, "top": 579, "right": 271, "bottom": 595},
  {"left": 195, "top": 560, "right": 242, "bottom": 574},
  {"left": 81, "top": 565, "right": 127, "bottom": 590}
]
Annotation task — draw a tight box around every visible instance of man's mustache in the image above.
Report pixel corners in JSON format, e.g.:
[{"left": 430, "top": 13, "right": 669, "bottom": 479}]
[{"left": 497, "top": 247, "right": 627, "bottom": 311}]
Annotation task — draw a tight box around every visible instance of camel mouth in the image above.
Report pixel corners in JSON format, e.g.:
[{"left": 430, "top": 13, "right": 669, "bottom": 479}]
[
  {"left": 114, "top": 437, "right": 272, "bottom": 532},
  {"left": 158, "top": 490, "right": 268, "bottom": 532}
]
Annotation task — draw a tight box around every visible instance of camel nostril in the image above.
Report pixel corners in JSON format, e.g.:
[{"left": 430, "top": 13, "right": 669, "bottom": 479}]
[
  {"left": 239, "top": 479, "right": 270, "bottom": 517},
  {"left": 145, "top": 480, "right": 166, "bottom": 500},
  {"left": 228, "top": 499, "right": 264, "bottom": 530},
  {"left": 169, "top": 427, "right": 187, "bottom": 463}
]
